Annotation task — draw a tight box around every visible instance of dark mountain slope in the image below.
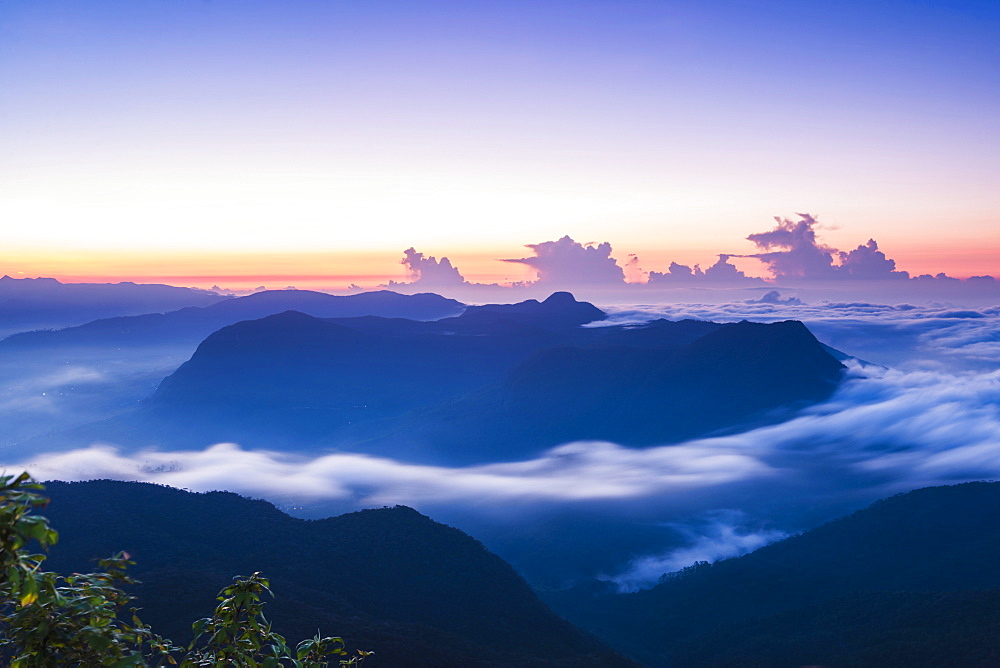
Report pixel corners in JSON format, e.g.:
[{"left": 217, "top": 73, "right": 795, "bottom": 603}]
[
  {"left": 548, "top": 481, "right": 1000, "bottom": 666},
  {"left": 118, "top": 294, "right": 844, "bottom": 460},
  {"left": 0, "top": 289, "right": 464, "bottom": 349},
  {"left": 100, "top": 293, "right": 606, "bottom": 450},
  {"left": 397, "top": 319, "right": 845, "bottom": 460},
  {"left": 39, "top": 480, "right": 628, "bottom": 667},
  {"left": 669, "top": 589, "right": 1000, "bottom": 667}
]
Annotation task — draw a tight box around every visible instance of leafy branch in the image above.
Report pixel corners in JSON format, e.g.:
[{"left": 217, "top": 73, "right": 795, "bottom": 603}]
[{"left": 0, "top": 472, "right": 370, "bottom": 667}]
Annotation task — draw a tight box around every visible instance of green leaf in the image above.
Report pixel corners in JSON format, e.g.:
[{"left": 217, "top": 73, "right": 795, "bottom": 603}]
[{"left": 18, "top": 575, "right": 38, "bottom": 606}]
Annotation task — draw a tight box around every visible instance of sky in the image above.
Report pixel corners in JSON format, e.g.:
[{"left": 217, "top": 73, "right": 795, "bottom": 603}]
[{"left": 1, "top": 0, "right": 998, "bottom": 288}]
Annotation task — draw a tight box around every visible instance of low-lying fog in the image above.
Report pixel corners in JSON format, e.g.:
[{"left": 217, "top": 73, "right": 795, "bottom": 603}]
[{"left": 4, "top": 297, "right": 999, "bottom": 588}]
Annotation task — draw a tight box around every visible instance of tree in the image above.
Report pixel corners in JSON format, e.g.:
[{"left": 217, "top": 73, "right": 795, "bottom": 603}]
[
  {"left": 0, "top": 472, "right": 370, "bottom": 667},
  {"left": 183, "top": 571, "right": 368, "bottom": 667}
]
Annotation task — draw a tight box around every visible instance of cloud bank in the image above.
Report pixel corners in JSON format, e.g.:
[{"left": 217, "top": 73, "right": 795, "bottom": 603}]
[
  {"left": 599, "top": 299, "right": 1000, "bottom": 371},
  {"left": 502, "top": 235, "right": 626, "bottom": 285},
  {"left": 9, "top": 355, "right": 1000, "bottom": 585},
  {"left": 647, "top": 254, "right": 762, "bottom": 285},
  {"left": 5, "top": 298, "right": 1000, "bottom": 588},
  {"left": 396, "top": 247, "right": 466, "bottom": 286},
  {"left": 8, "top": 364, "right": 1000, "bottom": 512},
  {"left": 740, "top": 213, "right": 911, "bottom": 280},
  {"left": 386, "top": 214, "right": 994, "bottom": 300},
  {"left": 10, "top": 439, "right": 770, "bottom": 507},
  {"left": 7, "top": 304, "right": 1000, "bottom": 509}
]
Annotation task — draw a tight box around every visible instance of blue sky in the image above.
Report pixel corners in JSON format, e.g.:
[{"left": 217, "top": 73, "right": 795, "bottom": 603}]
[{"left": 1, "top": 0, "right": 997, "bottom": 282}]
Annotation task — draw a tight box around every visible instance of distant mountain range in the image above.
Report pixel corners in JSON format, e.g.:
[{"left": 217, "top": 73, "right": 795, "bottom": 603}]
[
  {"left": 39, "top": 480, "right": 628, "bottom": 667},
  {"left": 1, "top": 288, "right": 465, "bottom": 349},
  {"left": 0, "top": 289, "right": 469, "bottom": 447},
  {"left": 77, "top": 292, "right": 847, "bottom": 462},
  {"left": 545, "top": 481, "right": 1000, "bottom": 666},
  {"left": 0, "top": 275, "right": 225, "bottom": 336}
]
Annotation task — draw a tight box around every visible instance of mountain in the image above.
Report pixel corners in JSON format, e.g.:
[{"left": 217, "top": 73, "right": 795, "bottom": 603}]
[
  {"left": 0, "top": 289, "right": 465, "bottom": 349},
  {"left": 545, "top": 481, "right": 1000, "bottom": 666},
  {"left": 396, "top": 319, "right": 845, "bottom": 460},
  {"left": 38, "top": 480, "right": 629, "bottom": 667},
  {"left": 448, "top": 290, "right": 606, "bottom": 330},
  {"left": 81, "top": 293, "right": 845, "bottom": 461},
  {"left": 0, "top": 275, "right": 225, "bottom": 337},
  {"left": 0, "top": 289, "right": 466, "bottom": 448},
  {"left": 667, "top": 589, "right": 1000, "bottom": 667}
]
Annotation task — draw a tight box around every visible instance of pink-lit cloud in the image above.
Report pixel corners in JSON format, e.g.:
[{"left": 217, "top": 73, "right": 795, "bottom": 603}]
[
  {"left": 397, "top": 247, "right": 466, "bottom": 286},
  {"left": 741, "top": 213, "right": 911, "bottom": 280},
  {"left": 501, "top": 236, "right": 626, "bottom": 285},
  {"left": 647, "top": 254, "right": 762, "bottom": 285}
]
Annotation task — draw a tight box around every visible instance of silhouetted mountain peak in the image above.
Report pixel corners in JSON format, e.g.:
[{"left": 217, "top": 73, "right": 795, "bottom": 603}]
[
  {"left": 0, "top": 275, "right": 62, "bottom": 284},
  {"left": 452, "top": 291, "right": 606, "bottom": 330},
  {"left": 260, "top": 309, "right": 322, "bottom": 323},
  {"left": 542, "top": 290, "right": 576, "bottom": 304}
]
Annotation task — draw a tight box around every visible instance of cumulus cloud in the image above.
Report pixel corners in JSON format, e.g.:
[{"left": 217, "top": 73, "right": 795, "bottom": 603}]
[
  {"left": 647, "top": 255, "right": 761, "bottom": 285},
  {"left": 654, "top": 261, "right": 705, "bottom": 282},
  {"left": 914, "top": 272, "right": 960, "bottom": 282},
  {"left": 397, "top": 247, "right": 466, "bottom": 286},
  {"left": 383, "top": 219, "right": 990, "bottom": 295},
  {"left": 607, "top": 512, "right": 787, "bottom": 592},
  {"left": 741, "top": 213, "right": 910, "bottom": 281},
  {"left": 501, "top": 236, "right": 626, "bottom": 285},
  {"left": 838, "top": 239, "right": 908, "bottom": 279},
  {"left": 743, "top": 212, "right": 838, "bottom": 279},
  {"left": 745, "top": 290, "right": 803, "bottom": 305},
  {"left": 640, "top": 213, "right": 926, "bottom": 287},
  {"left": 623, "top": 254, "right": 646, "bottom": 283}
]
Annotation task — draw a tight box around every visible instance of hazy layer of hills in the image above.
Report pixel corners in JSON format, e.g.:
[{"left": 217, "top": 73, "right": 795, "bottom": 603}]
[
  {"left": 0, "top": 289, "right": 468, "bottom": 449},
  {"left": 40, "top": 480, "right": 628, "bottom": 667},
  {"left": 0, "top": 275, "right": 224, "bottom": 337},
  {"left": 95, "top": 292, "right": 846, "bottom": 462},
  {"left": 1, "top": 288, "right": 464, "bottom": 349},
  {"left": 544, "top": 481, "right": 1000, "bottom": 666}
]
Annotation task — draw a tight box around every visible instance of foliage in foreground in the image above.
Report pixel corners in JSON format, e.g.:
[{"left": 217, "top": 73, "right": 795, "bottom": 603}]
[{"left": 0, "top": 472, "right": 370, "bottom": 667}]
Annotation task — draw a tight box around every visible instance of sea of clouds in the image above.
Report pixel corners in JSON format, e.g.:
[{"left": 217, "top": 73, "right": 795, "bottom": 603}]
[{"left": 4, "top": 295, "right": 1000, "bottom": 587}]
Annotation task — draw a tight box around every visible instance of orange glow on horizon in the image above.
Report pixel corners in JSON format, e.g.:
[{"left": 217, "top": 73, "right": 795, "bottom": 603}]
[{"left": 4, "top": 243, "right": 996, "bottom": 291}]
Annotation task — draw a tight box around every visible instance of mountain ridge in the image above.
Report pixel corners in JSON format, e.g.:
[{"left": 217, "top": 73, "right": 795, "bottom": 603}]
[
  {"left": 1, "top": 289, "right": 465, "bottom": 348},
  {"left": 545, "top": 480, "right": 1000, "bottom": 666},
  {"left": 39, "top": 292, "right": 846, "bottom": 462},
  {"left": 39, "top": 479, "right": 630, "bottom": 667}
]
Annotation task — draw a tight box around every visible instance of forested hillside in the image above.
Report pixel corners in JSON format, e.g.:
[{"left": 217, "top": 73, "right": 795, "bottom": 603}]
[
  {"left": 546, "top": 481, "right": 1000, "bottom": 666},
  {"left": 39, "top": 480, "right": 628, "bottom": 667}
]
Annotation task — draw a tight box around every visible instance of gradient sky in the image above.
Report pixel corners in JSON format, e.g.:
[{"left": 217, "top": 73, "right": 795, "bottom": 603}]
[{"left": 2, "top": 0, "right": 998, "bottom": 286}]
